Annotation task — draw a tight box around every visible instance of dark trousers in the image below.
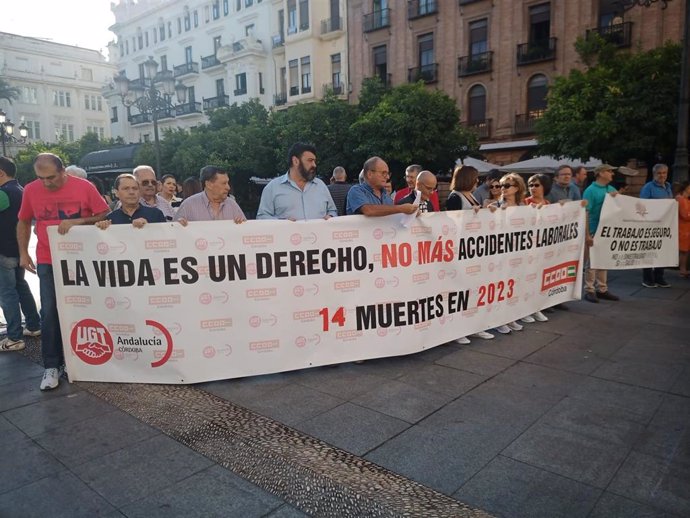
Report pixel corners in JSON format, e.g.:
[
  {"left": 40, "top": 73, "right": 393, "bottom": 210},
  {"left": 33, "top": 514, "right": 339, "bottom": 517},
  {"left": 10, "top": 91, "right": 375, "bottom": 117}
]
[
  {"left": 643, "top": 267, "right": 666, "bottom": 284},
  {"left": 37, "top": 264, "right": 64, "bottom": 369}
]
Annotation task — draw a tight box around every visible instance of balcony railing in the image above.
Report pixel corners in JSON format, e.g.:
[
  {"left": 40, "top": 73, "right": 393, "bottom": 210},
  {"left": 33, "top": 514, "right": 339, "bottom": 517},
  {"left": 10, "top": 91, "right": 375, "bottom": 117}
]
[
  {"left": 274, "top": 92, "right": 287, "bottom": 105},
  {"left": 517, "top": 38, "right": 557, "bottom": 65},
  {"left": 321, "top": 17, "right": 343, "bottom": 34},
  {"left": 323, "top": 82, "right": 345, "bottom": 96},
  {"left": 514, "top": 111, "right": 545, "bottom": 135},
  {"left": 459, "top": 0, "right": 483, "bottom": 5},
  {"left": 289, "top": 86, "right": 300, "bottom": 96},
  {"left": 272, "top": 34, "right": 285, "bottom": 48},
  {"left": 408, "top": 63, "right": 438, "bottom": 84},
  {"left": 201, "top": 54, "right": 221, "bottom": 69},
  {"left": 302, "top": 85, "right": 312, "bottom": 94},
  {"left": 203, "top": 95, "right": 230, "bottom": 110},
  {"left": 363, "top": 8, "right": 391, "bottom": 32},
  {"left": 464, "top": 119, "right": 492, "bottom": 139},
  {"left": 233, "top": 88, "right": 247, "bottom": 96},
  {"left": 156, "top": 108, "right": 174, "bottom": 120},
  {"left": 175, "top": 101, "right": 202, "bottom": 116},
  {"left": 173, "top": 62, "right": 199, "bottom": 77},
  {"left": 587, "top": 22, "right": 633, "bottom": 48},
  {"left": 110, "top": 115, "right": 118, "bottom": 123},
  {"left": 458, "top": 51, "right": 493, "bottom": 77},
  {"left": 128, "top": 113, "right": 152, "bottom": 125},
  {"left": 408, "top": 0, "right": 437, "bottom": 20}
]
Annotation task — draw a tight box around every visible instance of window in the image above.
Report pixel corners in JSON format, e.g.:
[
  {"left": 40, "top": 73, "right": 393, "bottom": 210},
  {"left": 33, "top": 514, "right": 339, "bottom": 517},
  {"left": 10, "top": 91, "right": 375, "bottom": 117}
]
[
  {"left": 287, "top": 0, "right": 297, "bottom": 33},
  {"left": 125, "top": 40, "right": 129, "bottom": 54},
  {"left": 86, "top": 126, "right": 105, "bottom": 139},
  {"left": 84, "top": 95, "right": 103, "bottom": 111},
  {"left": 299, "top": 0, "right": 309, "bottom": 30},
  {"left": 418, "top": 33, "right": 434, "bottom": 68},
  {"left": 25, "top": 120, "right": 40, "bottom": 140},
  {"left": 168, "top": 21, "right": 172, "bottom": 38},
  {"left": 246, "top": 0, "right": 254, "bottom": 6},
  {"left": 236, "top": 0, "right": 241, "bottom": 10},
  {"left": 185, "top": 46, "right": 193, "bottom": 63},
  {"left": 21, "top": 86, "right": 39, "bottom": 104},
  {"left": 527, "top": 74, "right": 548, "bottom": 115},
  {"left": 529, "top": 3, "right": 551, "bottom": 44},
  {"left": 213, "top": 36, "right": 222, "bottom": 51},
  {"left": 469, "top": 19, "right": 488, "bottom": 56},
  {"left": 184, "top": 9, "right": 191, "bottom": 31},
  {"left": 289, "top": 59, "right": 299, "bottom": 95},
  {"left": 280, "top": 67, "right": 287, "bottom": 95},
  {"left": 154, "top": 27, "right": 158, "bottom": 43},
  {"left": 111, "top": 107, "right": 118, "bottom": 122},
  {"left": 159, "top": 20, "right": 166, "bottom": 41},
  {"left": 138, "top": 31, "right": 143, "bottom": 49},
  {"left": 468, "top": 85, "right": 486, "bottom": 124},
  {"left": 178, "top": 18, "right": 182, "bottom": 33},
  {"left": 278, "top": 9, "right": 285, "bottom": 38},
  {"left": 235, "top": 73, "right": 247, "bottom": 95},
  {"left": 373, "top": 45, "right": 387, "bottom": 83},
  {"left": 331, "top": 53, "right": 341, "bottom": 87},
  {"left": 212, "top": 0, "right": 220, "bottom": 19},
  {"left": 138, "top": 63, "right": 146, "bottom": 79},
  {"left": 82, "top": 68, "right": 93, "bottom": 81},
  {"left": 145, "top": 31, "right": 149, "bottom": 47},
  {"left": 160, "top": 55, "right": 168, "bottom": 71},
  {"left": 119, "top": 43, "right": 124, "bottom": 57},
  {"left": 55, "top": 122, "right": 74, "bottom": 142},
  {"left": 245, "top": 24, "right": 254, "bottom": 36},
  {"left": 301, "top": 56, "right": 311, "bottom": 93},
  {"left": 259, "top": 72, "right": 264, "bottom": 93},
  {"left": 187, "top": 86, "right": 196, "bottom": 103},
  {"left": 223, "top": 0, "right": 229, "bottom": 15},
  {"left": 53, "top": 90, "right": 71, "bottom": 107},
  {"left": 216, "top": 78, "right": 225, "bottom": 96},
  {"left": 194, "top": 10, "right": 199, "bottom": 27}
]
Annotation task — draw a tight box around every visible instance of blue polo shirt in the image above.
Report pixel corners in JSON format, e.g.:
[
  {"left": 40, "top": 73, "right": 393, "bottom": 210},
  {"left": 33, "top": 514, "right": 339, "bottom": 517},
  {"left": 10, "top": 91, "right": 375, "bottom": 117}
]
[
  {"left": 106, "top": 204, "right": 167, "bottom": 224},
  {"left": 639, "top": 181, "right": 673, "bottom": 200},
  {"left": 346, "top": 182, "right": 393, "bottom": 215}
]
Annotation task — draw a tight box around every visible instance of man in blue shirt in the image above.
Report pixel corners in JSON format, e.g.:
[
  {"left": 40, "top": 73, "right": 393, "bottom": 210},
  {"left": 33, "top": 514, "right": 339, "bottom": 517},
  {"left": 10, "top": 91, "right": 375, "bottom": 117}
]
[
  {"left": 97, "top": 174, "right": 166, "bottom": 229},
  {"left": 639, "top": 163, "right": 673, "bottom": 288},
  {"left": 257, "top": 142, "right": 337, "bottom": 220},
  {"left": 346, "top": 157, "right": 417, "bottom": 217}
]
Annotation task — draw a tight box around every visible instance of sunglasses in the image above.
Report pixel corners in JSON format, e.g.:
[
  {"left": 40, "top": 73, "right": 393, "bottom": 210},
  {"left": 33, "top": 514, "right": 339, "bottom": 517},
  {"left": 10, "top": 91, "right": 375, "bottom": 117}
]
[
  {"left": 500, "top": 183, "right": 516, "bottom": 189},
  {"left": 140, "top": 180, "right": 156, "bottom": 186},
  {"left": 528, "top": 183, "right": 541, "bottom": 188},
  {"left": 490, "top": 183, "right": 500, "bottom": 189}
]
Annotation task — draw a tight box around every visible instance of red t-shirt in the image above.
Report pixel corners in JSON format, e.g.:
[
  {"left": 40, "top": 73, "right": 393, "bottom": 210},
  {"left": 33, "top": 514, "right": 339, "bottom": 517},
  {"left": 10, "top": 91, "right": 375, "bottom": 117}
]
[
  {"left": 394, "top": 187, "right": 440, "bottom": 211},
  {"left": 18, "top": 176, "right": 109, "bottom": 264},
  {"left": 525, "top": 197, "right": 550, "bottom": 206}
]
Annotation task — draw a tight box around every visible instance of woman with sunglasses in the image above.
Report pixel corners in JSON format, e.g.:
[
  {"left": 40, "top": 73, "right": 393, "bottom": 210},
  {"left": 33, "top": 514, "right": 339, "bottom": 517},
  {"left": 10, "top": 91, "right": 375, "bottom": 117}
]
[
  {"left": 482, "top": 179, "right": 502, "bottom": 208},
  {"left": 525, "top": 173, "right": 551, "bottom": 207}
]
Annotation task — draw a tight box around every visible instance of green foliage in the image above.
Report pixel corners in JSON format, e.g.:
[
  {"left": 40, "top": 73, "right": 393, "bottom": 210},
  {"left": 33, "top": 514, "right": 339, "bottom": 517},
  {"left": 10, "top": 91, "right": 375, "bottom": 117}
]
[
  {"left": 537, "top": 42, "right": 682, "bottom": 164},
  {"left": 0, "top": 77, "right": 20, "bottom": 104}
]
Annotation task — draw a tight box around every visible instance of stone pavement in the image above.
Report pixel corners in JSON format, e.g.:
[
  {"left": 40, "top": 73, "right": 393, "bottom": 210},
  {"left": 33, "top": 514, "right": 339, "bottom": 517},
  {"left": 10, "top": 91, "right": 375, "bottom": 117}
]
[{"left": 0, "top": 269, "right": 688, "bottom": 517}]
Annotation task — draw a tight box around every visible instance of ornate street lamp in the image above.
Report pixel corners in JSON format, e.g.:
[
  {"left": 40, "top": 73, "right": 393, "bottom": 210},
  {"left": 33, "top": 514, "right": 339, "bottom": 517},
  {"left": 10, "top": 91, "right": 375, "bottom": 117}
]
[
  {"left": 113, "top": 56, "right": 187, "bottom": 174},
  {"left": 0, "top": 109, "right": 28, "bottom": 157}
]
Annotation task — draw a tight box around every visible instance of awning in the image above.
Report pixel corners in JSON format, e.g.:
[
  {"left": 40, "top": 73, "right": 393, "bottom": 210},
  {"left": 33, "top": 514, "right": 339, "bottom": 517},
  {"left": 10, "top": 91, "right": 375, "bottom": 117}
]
[
  {"left": 455, "top": 157, "right": 501, "bottom": 174},
  {"left": 499, "top": 155, "right": 602, "bottom": 175},
  {"left": 79, "top": 144, "right": 141, "bottom": 174}
]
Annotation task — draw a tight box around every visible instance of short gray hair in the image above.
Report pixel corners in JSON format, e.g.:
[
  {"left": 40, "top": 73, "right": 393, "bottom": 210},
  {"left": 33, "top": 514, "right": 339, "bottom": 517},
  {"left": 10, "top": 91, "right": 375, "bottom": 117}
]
[
  {"left": 65, "top": 165, "right": 87, "bottom": 178},
  {"left": 652, "top": 163, "right": 668, "bottom": 175}
]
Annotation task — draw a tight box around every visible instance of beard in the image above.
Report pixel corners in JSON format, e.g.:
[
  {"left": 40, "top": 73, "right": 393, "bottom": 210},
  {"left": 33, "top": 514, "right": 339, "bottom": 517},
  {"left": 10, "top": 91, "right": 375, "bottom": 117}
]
[{"left": 298, "top": 161, "right": 317, "bottom": 182}]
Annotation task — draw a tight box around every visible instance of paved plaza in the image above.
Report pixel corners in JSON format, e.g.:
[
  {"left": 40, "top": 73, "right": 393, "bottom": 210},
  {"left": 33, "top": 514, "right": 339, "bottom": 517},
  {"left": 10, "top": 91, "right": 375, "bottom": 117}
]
[{"left": 0, "top": 269, "right": 688, "bottom": 517}]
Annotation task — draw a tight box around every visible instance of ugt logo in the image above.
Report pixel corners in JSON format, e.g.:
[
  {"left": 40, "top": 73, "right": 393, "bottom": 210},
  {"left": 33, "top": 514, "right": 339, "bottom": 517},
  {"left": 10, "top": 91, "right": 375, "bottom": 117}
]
[{"left": 70, "top": 319, "right": 114, "bottom": 365}]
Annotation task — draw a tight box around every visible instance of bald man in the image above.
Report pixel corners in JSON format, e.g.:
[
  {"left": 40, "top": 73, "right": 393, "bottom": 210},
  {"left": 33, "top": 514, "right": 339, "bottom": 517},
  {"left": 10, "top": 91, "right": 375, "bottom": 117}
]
[{"left": 395, "top": 170, "right": 438, "bottom": 213}]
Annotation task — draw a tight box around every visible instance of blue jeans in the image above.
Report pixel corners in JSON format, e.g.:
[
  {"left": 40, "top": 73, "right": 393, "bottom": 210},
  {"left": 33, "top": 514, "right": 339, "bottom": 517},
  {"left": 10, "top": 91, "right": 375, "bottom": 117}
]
[
  {"left": 37, "top": 264, "right": 63, "bottom": 369},
  {"left": 0, "top": 254, "right": 41, "bottom": 340}
]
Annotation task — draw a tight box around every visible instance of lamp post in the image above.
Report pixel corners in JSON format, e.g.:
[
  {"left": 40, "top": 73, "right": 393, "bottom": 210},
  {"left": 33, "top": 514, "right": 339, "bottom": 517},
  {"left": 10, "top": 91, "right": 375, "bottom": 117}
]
[
  {"left": 113, "top": 56, "right": 187, "bottom": 174},
  {"left": 0, "top": 109, "right": 28, "bottom": 157}
]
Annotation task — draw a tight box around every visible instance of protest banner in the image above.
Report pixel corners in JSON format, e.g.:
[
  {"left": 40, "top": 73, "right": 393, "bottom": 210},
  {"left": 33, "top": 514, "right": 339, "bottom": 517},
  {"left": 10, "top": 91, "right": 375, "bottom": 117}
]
[
  {"left": 589, "top": 195, "right": 678, "bottom": 269},
  {"left": 50, "top": 203, "right": 586, "bottom": 384}
]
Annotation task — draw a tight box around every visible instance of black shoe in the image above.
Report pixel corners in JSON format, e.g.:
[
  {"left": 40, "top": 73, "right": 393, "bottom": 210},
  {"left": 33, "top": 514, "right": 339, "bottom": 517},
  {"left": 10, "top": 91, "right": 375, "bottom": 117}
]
[
  {"left": 584, "top": 293, "right": 599, "bottom": 303},
  {"left": 596, "top": 291, "right": 619, "bottom": 301},
  {"left": 656, "top": 280, "right": 671, "bottom": 288}
]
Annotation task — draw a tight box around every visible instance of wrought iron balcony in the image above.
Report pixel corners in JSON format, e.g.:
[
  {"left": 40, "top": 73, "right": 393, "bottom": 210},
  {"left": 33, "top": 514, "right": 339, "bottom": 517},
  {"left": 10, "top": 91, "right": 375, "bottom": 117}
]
[
  {"left": 201, "top": 54, "right": 221, "bottom": 69},
  {"left": 321, "top": 17, "right": 343, "bottom": 34},
  {"left": 203, "top": 95, "right": 230, "bottom": 110},
  {"left": 458, "top": 51, "right": 493, "bottom": 77},
  {"left": 128, "top": 113, "right": 152, "bottom": 125},
  {"left": 586, "top": 22, "right": 633, "bottom": 48},
  {"left": 363, "top": 8, "right": 391, "bottom": 32},
  {"left": 274, "top": 92, "right": 287, "bottom": 105},
  {"left": 301, "top": 85, "right": 312, "bottom": 94},
  {"left": 175, "top": 101, "right": 202, "bottom": 116},
  {"left": 156, "top": 108, "right": 174, "bottom": 120},
  {"left": 464, "top": 119, "right": 492, "bottom": 139},
  {"left": 408, "top": 0, "right": 437, "bottom": 20},
  {"left": 514, "top": 111, "right": 545, "bottom": 135},
  {"left": 323, "top": 82, "right": 345, "bottom": 96},
  {"left": 408, "top": 63, "right": 438, "bottom": 84},
  {"left": 233, "top": 88, "right": 247, "bottom": 96},
  {"left": 173, "top": 62, "right": 199, "bottom": 77},
  {"left": 516, "top": 38, "right": 557, "bottom": 65},
  {"left": 289, "top": 86, "right": 299, "bottom": 96},
  {"left": 272, "top": 34, "right": 285, "bottom": 48}
]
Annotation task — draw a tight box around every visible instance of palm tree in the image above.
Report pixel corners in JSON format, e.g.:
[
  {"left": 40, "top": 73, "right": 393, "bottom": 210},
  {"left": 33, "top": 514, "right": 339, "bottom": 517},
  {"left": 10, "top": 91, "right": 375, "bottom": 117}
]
[{"left": 0, "top": 78, "right": 20, "bottom": 104}]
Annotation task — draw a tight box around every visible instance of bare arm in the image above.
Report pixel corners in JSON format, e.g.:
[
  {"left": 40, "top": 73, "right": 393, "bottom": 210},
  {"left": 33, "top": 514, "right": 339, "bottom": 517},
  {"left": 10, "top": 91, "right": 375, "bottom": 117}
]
[
  {"left": 17, "top": 219, "right": 35, "bottom": 274},
  {"left": 57, "top": 211, "right": 109, "bottom": 235},
  {"left": 360, "top": 203, "right": 417, "bottom": 217}
]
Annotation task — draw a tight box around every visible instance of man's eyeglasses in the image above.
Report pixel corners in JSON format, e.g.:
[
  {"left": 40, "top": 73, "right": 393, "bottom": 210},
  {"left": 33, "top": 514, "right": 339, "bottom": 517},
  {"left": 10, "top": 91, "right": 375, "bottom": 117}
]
[
  {"left": 500, "top": 183, "right": 516, "bottom": 189},
  {"left": 140, "top": 180, "right": 156, "bottom": 186},
  {"left": 490, "top": 183, "right": 501, "bottom": 189}
]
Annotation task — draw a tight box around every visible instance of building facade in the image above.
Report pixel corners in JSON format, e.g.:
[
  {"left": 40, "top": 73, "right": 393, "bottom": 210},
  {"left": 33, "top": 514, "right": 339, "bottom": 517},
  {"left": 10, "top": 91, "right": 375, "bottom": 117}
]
[
  {"left": 0, "top": 31, "right": 115, "bottom": 154},
  {"left": 347, "top": 0, "right": 684, "bottom": 164}
]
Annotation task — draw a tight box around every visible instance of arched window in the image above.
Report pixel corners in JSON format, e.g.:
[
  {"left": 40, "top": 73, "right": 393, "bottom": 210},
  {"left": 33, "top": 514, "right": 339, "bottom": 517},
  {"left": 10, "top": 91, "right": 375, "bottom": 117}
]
[
  {"left": 468, "top": 84, "right": 486, "bottom": 124},
  {"left": 527, "top": 74, "right": 548, "bottom": 116}
]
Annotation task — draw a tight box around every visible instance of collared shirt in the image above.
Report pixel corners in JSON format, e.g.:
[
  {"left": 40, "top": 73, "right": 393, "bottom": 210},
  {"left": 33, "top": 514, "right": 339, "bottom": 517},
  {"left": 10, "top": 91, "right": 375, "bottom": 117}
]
[
  {"left": 346, "top": 182, "right": 393, "bottom": 215},
  {"left": 639, "top": 181, "right": 673, "bottom": 200},
  {"left": 583, "top": 182, "right": 616, "bottom": 234},
  {"left": 256, "top": 172, "right": 337, "bottom": 220},
  {"left": 328, "top": 182, "right": 353, "bottom": 216},
  {"left": 176, "top": 191, "right": 246, "bottom": 221},
  {"left": 547, "top": 182, "right": 582, "bottom": 203},
  {"left": 139, "top": 195, "right": 175, "bottom": 221},
  {"left": 107, "top": 204, "right": 167, "bottom": 225},
  {"left": 397, "top": 191, "right": 435, "bottom": 213},
  {"left": 394, "top": 186, "right": 440, "bottom": 211}
]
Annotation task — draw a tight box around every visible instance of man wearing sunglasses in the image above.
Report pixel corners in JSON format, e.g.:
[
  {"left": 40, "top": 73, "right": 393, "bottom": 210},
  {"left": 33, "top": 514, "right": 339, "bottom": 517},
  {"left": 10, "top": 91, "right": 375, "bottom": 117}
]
[{"left": 133, "top": 165, "right": 175, "bottom": 221}]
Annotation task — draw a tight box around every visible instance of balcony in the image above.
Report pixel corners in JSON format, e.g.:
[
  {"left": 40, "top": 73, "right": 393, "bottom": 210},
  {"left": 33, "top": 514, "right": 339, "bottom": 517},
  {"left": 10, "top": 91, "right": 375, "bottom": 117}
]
[
  {"left": 201, "top": 54, "right": 222, "bottom": 70},
  {"left": 274, "top": 92, "right": 287, "bottom": 106},
  {"left": 321, "top": 17, "right": 343, "bottom": 39},
  {"left": 514, "top": 111, "right": 544, "bottom": 135},
  {"left": 408, "top": 63, "right": 438, "bottom": 84},
  {"left": 586, "top": 22, "right": 633, "bottom": 48},
  {"left": 173, "top": 62, "right": 199, "bottom": 78},
  {"left": 272, "top": 34, "right": 285, "bottom": 49},
  {"left": 156, "top": 108, "right": 174, "bottom": 120},
  {"left": 203, "top": 95, "right": 230, "bottom": 110},
  {"left": 459, "top": 0, "right": 483, "bottom": 4},
  {"left": 302, "top": 85, "right": 312, "bottom": 94},
  {"left": 233, "top": 88, "right": 247, "bottom": 96},
  {"left": 110, "top": 115, "right": 118, "bottom": 123},
  {"left": 408, "top": 0, "right": 437, "bottom": 20},
  {"left": 363, "top": 8, "right": 391, "bottom": 32},
  {"left": 289, "top": 86, "right": 299, "bottom": 96},
  {"left": 128, "top": 113, "right": 151, "bottom": 125},
  {"left": 517, "top": 38, "right": 557, "bottom": 65},
  {"left": 323, "top": 82, "right": 345, "bottom": 96},
  {"left": 464, "top": 119, "right": 492, "bottom": 139},
  {"left": 175, "top": 101, "right": 202, "bottom": 116},
  {"left": 458, "top": 51, "right": 493, "bottom": 77}
]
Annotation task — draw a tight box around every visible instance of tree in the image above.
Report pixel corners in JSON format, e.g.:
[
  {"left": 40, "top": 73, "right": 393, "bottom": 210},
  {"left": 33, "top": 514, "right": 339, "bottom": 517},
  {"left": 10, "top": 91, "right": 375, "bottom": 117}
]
[
  {"left": 537, "top": 41, "right": 682, "bottom": 165},
  {"left": 0, "top": 77, "right": 20, "bottom": 104}
]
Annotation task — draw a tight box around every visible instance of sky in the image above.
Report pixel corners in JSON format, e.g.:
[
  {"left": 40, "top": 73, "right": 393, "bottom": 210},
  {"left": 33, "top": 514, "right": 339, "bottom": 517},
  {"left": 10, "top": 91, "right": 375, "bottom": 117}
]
[{"left": 1, "top": 0, "right": 116, "bottom": 56}]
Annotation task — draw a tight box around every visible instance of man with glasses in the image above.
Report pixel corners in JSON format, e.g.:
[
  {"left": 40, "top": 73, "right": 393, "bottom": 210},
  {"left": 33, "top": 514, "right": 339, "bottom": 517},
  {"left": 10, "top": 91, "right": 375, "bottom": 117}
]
[
  {"left": 133, "top": 165, "right": 175, "bottom": 221},
  {"left": 547, "top": 165, "right": 582, "bottom": 203},
  {"left": 394, "top": 164, "right": 440, "bottom": 211},
  {"left": 346, "top": 157, "right": 417, "bottom": 217},
  {"left": 395, "top": 170, "right": 437, "bottom": 213},
  {"left": 17, "top": 153, "right": 109, "bottom": 390}
]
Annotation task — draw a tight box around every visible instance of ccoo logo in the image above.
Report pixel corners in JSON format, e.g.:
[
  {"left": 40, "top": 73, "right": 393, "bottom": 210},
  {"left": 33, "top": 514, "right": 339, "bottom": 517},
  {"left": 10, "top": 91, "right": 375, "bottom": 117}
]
[{"left": 70, "top": 319, "right": 114, "bottom": 365}]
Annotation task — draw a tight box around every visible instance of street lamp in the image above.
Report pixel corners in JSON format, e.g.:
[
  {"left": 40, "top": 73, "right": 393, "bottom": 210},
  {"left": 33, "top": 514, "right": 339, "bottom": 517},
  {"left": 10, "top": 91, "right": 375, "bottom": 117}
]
[
  {"left": 113, "top": 56, "right": 187, "bottom": 174},
  {"left": 0, "top": 109, "right": 28, "bottom": 157}
]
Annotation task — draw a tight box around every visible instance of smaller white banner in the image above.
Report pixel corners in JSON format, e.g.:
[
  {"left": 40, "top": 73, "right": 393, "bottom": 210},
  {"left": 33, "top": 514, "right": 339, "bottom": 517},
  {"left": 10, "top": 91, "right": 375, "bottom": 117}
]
[{"left": 590, "top": 195, "right": 678, "bottom": 269}]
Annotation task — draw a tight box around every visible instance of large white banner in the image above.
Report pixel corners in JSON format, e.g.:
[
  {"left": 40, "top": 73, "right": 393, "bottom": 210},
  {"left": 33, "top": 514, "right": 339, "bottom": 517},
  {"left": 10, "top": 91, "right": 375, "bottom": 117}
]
[
  {"left": 50, "top": 203, "right": 586, "bottom": 384},
  {"left": 590, "top": 195, "right": 678, "bottom": 269}
]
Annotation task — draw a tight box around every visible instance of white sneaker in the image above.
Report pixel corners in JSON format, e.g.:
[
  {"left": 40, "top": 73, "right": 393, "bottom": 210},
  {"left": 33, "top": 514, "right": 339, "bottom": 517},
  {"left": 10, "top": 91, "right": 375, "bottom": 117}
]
[
  {"left": 23, "top": 328, "right": 41, "bottom": 337},
  {"left": 472, "top": 331, "right": 495, "bottom": 340},
  {"left": 520, "top": 315, "right": 536, "bottom": 323},
  {"left": 455, "top": 336, "right": 471, "bottom": 345},
  {"left": 40, "top": 368, "right": 60, "bottom": 391},
  {"left": 507, "top": 321, "right": 524, "bottom": 331},
  {"left": 533, "top": 311, "right": 549, "bottom": 322},
  {"left": 0, "top": 337, "right": 25, "bottom": 352},
  {"left": 494, "top": 325, "right": 511, "bottom": 334}
]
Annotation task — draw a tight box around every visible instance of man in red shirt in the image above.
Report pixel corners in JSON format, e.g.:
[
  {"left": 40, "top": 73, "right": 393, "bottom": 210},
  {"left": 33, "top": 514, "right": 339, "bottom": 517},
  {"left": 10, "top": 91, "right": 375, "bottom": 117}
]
[
  {"left": 393, "top": 163, "right": 440, "bottom": 211},
  {"left": 17, "top": 153, "right": 109, "bottom": 390}
]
